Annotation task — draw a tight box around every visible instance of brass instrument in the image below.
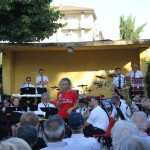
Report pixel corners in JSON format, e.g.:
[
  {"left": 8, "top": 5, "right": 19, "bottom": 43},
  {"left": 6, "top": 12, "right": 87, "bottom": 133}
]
[{"left": 120, "top": 87, "right": 133, "bottom": 119}]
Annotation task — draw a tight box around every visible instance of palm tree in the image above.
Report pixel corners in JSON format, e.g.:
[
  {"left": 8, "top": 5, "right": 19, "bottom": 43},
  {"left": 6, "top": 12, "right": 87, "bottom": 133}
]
[{"left": 120, "top": 15, "right": 146, "bottom": 40}]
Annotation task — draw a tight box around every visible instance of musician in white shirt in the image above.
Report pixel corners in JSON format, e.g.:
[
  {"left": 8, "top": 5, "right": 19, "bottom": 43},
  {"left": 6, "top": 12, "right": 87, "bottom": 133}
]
[
  {"left": 126, "top": 64, "right": 143, "bottom": 79},
  {"left": 76, "top": 98, "right": 87, "bottom": 116},
  {"left": 111, "top": 96, "right": 131, "bottom": 121},
  {"left": 113, "top": 68, "right": 126, "bottom": 94},
  {"left": 38, "top": 92, "right": 55, "bottom": 111},
  {"left": 19, "top": 77, "right": 35, "bottom": 108},
  {"left": 36, "top": 69, "right": 49, "bottom": 104}
]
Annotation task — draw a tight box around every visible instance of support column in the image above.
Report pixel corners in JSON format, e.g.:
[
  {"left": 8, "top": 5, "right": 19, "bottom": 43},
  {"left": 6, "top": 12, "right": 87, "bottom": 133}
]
[{"left": 2, "top": 50, "right": 15, "bottom": 95}]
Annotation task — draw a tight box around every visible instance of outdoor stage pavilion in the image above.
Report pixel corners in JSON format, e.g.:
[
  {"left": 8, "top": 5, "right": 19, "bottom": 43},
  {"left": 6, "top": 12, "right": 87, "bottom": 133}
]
[{"left": 0, "top": 39, "right": 150, "bottom": 100}]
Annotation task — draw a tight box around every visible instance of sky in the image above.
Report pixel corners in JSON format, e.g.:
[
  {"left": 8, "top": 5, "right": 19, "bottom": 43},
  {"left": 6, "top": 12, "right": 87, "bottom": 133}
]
[{"left": 51, "top": 0, "right": 150, "bottom": 40}]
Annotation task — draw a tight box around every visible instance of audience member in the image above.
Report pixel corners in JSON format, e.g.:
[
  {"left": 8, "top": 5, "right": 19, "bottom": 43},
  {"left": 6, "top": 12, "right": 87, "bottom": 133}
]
[
  {"left": 0, "top": 137, "right": 32, "bottom": 150},
  {"left": 64, "top": 112, "right": 100, "bottom": 150},
  {"left": 116, "top": 135, "right": 150, "bottom": 150},
  {"left": 16, "top": 125, "right": 38, "bottom": 148},
  {"left": 111, "top": 120, "right": 139, "bottom": 150},
  {"left": 12, "top": 97, "right": 20, "bottom": 107},
  {"left": 84, "top": 97, "right": 109, "bottom": 137},
  {"left": 131, "top": 112, "right": 150, "bottom": 144}
]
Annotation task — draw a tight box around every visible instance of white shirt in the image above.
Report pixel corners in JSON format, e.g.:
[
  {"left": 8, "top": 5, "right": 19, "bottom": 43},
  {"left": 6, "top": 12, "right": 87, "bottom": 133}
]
[
  {"left": 111, "top": 102, "right": 131, "bottom": 121},
  {"left": 126, "top": 70, "right": 143, "bottom": 78},
  {"left": 139, "top": 132, "right": 150, "bottom": 144},
  {"left": 20, "top": 83, "right": 35, "bottom": 88},
  {"left": 87, "top": 106, "right": 109, "bottom": 132},
  {"left": 38, "top": 102, "right": 55, "bottom": 111},
  {"left": 63, "top": 134, "right": 100, "bottom": 150},
  {"left": 41, "top": 141, "right": 87, "bottom": 150},
  {"left": 76, "top": 106, "right": 87, "bottom": 116},
  {"left": 112, "top": 74, "right": 126, "bottom": 88},
  {"left": 36, "top": 75, "right": 49, "bottom": 88}
]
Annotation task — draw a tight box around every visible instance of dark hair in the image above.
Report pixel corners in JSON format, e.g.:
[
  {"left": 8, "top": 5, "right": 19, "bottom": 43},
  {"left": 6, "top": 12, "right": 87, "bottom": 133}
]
[
  {"left": 39, "top": 69, "right": 44, "bottom": 72},
  {"left": 89, "top": 97, "right": 100, "bottom": 105},
  {"left": 116, "top": 67, "right": 121, "bottom": 71},
  {"left": 111, "top": 96, "right": 120, "bottom": 102},
  {"left": 3, "top": 96, "right": 11, "bottom": 104},
  {"left": 16, "top": 125, "right": 38, "bottom": 146},
  {"left": 12, "top": 97, "right": 20, "bottom": 106},
  {"left": 26, "top": 77, "right": 31, "bottom": 81}
]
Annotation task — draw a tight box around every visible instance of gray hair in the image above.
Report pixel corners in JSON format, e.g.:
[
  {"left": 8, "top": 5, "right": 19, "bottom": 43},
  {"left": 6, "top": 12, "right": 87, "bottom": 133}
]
[
  {"left": 59, "top": 78, "right": 72, "bottom": 91},
  {"left": 16, "top": 125, "right": 38, "bottom": 146},
  {"left": 1, "top": 137, "right": 32, "bottom": 150},
  {"left": 41, "top": 92, "right": 50, "bottom": 100},
  {"left": 111, "top": 120, "right": 139, "bottom": 149},
  {"left": 44, "top": 115, "right": 65, "bottom": 142},
  {"left": 116, "top": 135, "right": 150, "bottom": 150},
  {"left": 131, "top": 112, "right": 147, "bottom": 130}
]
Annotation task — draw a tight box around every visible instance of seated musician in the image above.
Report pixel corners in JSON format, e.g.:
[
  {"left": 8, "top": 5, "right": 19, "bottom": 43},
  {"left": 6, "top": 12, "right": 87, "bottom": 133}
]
[
  {"left": 1, "top": 97, "right": 11, "bottom": 112},
  {"left": 111, "top": 96, "right": 131, "bottom": 121},
  {"left": 38, "top": 92, "right": 55, "bottom": 111},
  {"left": 19, "top": 77, "right": 35, "bottom": 109},
  {"left": 76, "top": 98, "right": 87, "bottom": 116},
  {"left": 132, "top": 95, "right": 142, "bottom": 111},
  {"left": 112, "top": 67, "right": 126, "bottom": 95},
  {"left": 83, "top": 97, "right": 109, "bottom": 137}
]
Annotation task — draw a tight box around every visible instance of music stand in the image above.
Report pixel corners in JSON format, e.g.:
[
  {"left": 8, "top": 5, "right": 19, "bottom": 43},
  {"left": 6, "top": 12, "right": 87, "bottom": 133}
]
[
  {"left": 5, "top": 106, "right": 27, "bottom": 114},
  {"left": 20, "top": 87, "right": 36, "bottom": 95},
  {"left": 40, "top": 107, "right": 58, "bottom": 118}
]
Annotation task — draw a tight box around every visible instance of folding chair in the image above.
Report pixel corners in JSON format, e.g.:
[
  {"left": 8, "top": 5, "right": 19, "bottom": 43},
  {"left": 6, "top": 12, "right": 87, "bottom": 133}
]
[{"left": 92, "top": 117, "right": 115, "bottom": 150}]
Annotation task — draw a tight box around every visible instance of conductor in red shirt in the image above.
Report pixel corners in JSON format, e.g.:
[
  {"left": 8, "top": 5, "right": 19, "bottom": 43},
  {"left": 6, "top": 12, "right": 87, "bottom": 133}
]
[{"left": 56, "top": 78, "right": 79, "bottom": 122}]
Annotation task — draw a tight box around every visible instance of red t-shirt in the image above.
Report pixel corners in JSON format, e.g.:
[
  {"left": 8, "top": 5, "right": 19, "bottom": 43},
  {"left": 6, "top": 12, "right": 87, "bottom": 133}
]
[{"left": 57, "top": 90, "right": 78, "bottom": 119}]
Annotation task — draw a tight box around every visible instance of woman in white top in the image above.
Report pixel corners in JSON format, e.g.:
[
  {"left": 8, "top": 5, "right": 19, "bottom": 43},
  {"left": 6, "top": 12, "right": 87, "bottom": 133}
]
[{"left": 38, "top": 92, "right": 55, "bottom": 111}]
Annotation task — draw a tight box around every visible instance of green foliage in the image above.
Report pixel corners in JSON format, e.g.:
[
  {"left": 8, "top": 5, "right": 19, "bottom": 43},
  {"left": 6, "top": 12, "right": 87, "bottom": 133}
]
[
  {"left": 145, "top": 61, "right": 150, "bottom": 97},
  {"left": 0, "top": 0, "right": 65, "bottom": 43},
  {"left": 120, "top": 15, "right": 146, "bottom": 40}
]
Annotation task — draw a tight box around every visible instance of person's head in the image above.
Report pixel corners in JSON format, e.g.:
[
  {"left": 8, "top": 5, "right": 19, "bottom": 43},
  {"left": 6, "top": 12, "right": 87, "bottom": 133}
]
[
  {"left": 68, "top": 112, "right": 84, "bottom": 133},
  {"left": 141, "top": 97, "right": 147, "bottom": 108},
  {"left": 111, "top": 120, "right": 139, "bottom": 150},
  {"left": 111, "top": 96, "right": 120, "bottom": 106},
  {"left": 3, "top": 97, "right": 11, "bottom": 107},
  {"left": 59, "top": 78, "right": 72, "bottom": 91},
  {"left": 133, "top": 95, "right": 141, "bottom": 102},
  {"left": 132, "top": 64, "right": 138, "bottom": 72},
  {"left": 16, "top": 125, "right": 38, "bottom": 148},
  {"left": 44, "top": 115, "right": 65, "bottom": 142},
  {"left": 79, "top": 98, "right": 85, "bottom": 108},
  {"left": 116, "top": 135, "right": 150, "bottom": 150},
  {"left": 41, "top": 92, "right": 50, "bottom": 103},
  {"left": 3, "top": 137, "right": 32, "bottom": 150},
  {"left": 20, "top": 112, "right": 39, "bottom": 127},
  {"left": 116, "top": 67, "right": 121, "bottom": 75},
  {"left": 26, "top": 77, "right": 31, "bottom": 84},
  {"left": 145, "top": 97, "right": 150, "bottom": 107},
  {"left": 39, "top": 69, "right": 44, "bottom": 76},
  {"left": 12, "top": 97, "right": 20, "bottom": 107},
  {"left": 131, "top": 112, "right": 147, "bottom": 131},
  {"left": 88, "top": 97, "right": 100, "bottom": 108}
]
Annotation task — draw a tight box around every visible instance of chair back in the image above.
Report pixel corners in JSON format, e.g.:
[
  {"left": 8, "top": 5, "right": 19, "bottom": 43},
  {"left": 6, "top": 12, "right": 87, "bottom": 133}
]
[{"left": 105, "top": 117, "right": 115, "bottom": 137}]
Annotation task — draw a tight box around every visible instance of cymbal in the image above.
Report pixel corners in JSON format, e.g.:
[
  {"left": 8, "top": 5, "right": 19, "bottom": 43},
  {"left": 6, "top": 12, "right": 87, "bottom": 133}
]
[
  {"left": 95, "top": 75, "right": 105, "bottom": 79},
  {"left": 77, "top": 84, "right": 88, "bottom": 88},
  {"left": 50, "top": 86, "right": 58, "bottom": 89}
]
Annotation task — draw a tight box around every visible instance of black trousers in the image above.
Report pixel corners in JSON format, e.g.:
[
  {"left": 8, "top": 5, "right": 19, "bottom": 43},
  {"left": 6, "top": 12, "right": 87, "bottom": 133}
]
[
  {"left": 37, "top": 88, "right": 47, "bottom": 104},
  {"left": 83, "top": 125, "right": 105, "bottom": 137}
]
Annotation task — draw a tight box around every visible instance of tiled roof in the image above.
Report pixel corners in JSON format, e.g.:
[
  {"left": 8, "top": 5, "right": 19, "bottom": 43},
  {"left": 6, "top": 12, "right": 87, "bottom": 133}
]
[{"left": 59, "top": 5, "right": 93, "bottom": 11}]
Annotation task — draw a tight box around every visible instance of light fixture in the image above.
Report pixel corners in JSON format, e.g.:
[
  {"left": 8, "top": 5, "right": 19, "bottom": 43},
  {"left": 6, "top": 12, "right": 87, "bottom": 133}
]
[{"left": 68, "top": 47, "right": 74, "bottom": 53}]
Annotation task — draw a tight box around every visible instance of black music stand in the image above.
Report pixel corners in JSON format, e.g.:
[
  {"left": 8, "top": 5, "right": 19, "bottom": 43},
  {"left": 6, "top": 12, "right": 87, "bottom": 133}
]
[
  {"left": 40, "top": 107, "right": 58, "bottom": 118},
  {"left": 20, "top": 87, "right": 36, "bottom": 95},
  {"left": 5, "top": 106, "right": 27, "bottom": 114}
]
